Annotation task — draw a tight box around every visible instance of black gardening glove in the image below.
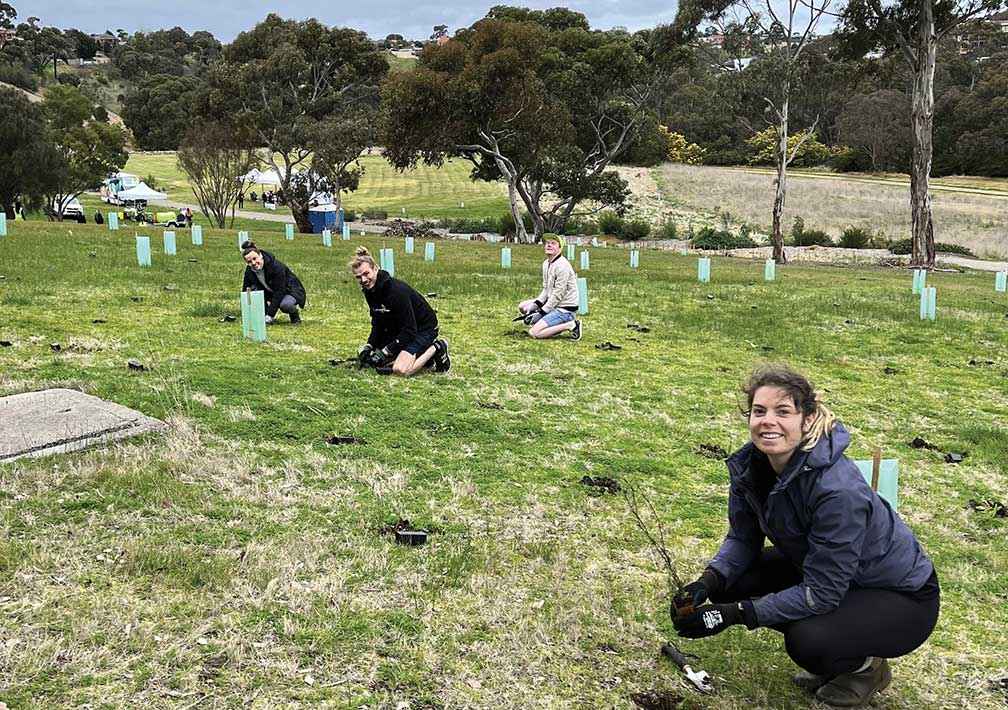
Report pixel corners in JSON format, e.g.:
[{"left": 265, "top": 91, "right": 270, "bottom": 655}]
[
  {"left": 367, "top": 346, "right": 392, "bottom": 367},
  {"left": 674, "top": 601, "right": 753, "bottom": 639},
  {"left": 672, "top": 568, "right": 724, "bottom": 619},
  {"left": 357, "top": 344, "right": 374, "bottom": 368}
]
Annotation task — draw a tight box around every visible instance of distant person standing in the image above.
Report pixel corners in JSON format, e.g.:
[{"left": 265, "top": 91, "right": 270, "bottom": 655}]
[
  {"left": 184, "top": 207, "right": 193, "bottom": 228},
  {"left": 94, "top": 210, "right": 104, "bottom": 225},
  {"left": 250, "top": 190, "right": 258, "bottom": 203},
  {"left": 516, "top": 233, "right": 582, "bottom": 340},
  {"left": 240, "top": 241, "right": 307, "bottom": 324},
  {"left": 237, "top": 193, "right": 245, "bottom": 210}
]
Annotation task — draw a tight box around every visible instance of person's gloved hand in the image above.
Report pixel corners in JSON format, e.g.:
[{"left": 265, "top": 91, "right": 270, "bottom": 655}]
[
  {"left": 357, "top": 344, "right": 374, "bottom": 368},
  {"left": 523, "top": 312, "right": 538, "bottom": 326},
  {"left": 674, "top": 602, "right": 750, "bottom": 639},
  {"left": 367, "top": 346, "right": 392, "bottom": 367},
  {"left": 672, "top": 568, "right": 724, "bottom": 619}
]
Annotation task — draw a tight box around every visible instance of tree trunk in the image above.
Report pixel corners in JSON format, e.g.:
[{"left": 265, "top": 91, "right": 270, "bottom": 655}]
[
  {"left": 291, "top": 202, "right": 313, "bottom": 234},
  {"left": 771, "top": 94, "right": 789, "bottom": 265},
  {"left": 496, "top": 157, "right": 529, "bottom": 243},
  {"left": 908, "top": 4, "right": 937, "bottom": 269}
]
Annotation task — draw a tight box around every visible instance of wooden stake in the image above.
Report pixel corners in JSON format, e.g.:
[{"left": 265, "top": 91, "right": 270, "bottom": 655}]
[{"left": 871, "top": 447, "right": 881, "bottom": 492}]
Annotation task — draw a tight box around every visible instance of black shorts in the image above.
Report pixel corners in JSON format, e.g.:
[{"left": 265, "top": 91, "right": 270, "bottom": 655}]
[{"left": 402, "top": 329, "right": 438, "bottom": 356}]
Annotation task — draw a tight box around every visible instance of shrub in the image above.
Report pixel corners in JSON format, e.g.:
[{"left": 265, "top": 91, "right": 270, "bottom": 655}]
[
  {"left": 691, "top": 226, "right": 757, "bottom": 250},
  {"left": 622, "top": 219, "right": 651, "bottom": 241},
  {"left": 497, "top": 211, "right": 533, "bottom": 236},
  {"left": 657, "top": 220, "right": 677, "bottom": 240},
  {"left": 363, "top": 208, "right": 388, "bottom": 220},
  {"left": 57, "top": 73, "right": 82, "bottom": 87},
  {"left": 444, "top": 217, "right": 499, "bottom": 234},
  {"left": 830, "top": 146, "right": 872, "bottom": 173},
  {"left": 597, "top": 210, "right": 626, "bottom": 237},
  {"left": 342, "top": 209, "right": 356, "bottom": 222},
  {"left": 747, "top": 127, "right": 832, "bottom": 167},
  {"left": 838, "top": 226, "right": 872, "bottom": 249},
  {"left": 790, "top": 217, "right": 834, "bottom": 247},
  {"left": 0, "top": 63, "right": 39, "bottom": 92},
  {"left": 889, "top": 239, "right": 975, "bottom": 257}
]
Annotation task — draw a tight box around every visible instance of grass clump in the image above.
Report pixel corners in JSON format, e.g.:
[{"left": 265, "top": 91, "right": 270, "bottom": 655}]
[{"left": 691, "top": 226, "right": 757, "bottom": 249}]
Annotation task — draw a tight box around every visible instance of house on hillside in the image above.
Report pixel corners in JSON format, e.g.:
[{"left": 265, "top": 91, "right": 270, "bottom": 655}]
[
  {"left": 988, "top": 10, "right": 1008, "bottom": 32},
  {"left": 90, "top": 32, "right": 120, "bottom": 54}
]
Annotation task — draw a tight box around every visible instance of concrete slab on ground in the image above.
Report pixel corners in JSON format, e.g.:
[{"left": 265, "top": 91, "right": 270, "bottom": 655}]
[{"left": 0, "top": 388, "right": 165, "bottom": 463}]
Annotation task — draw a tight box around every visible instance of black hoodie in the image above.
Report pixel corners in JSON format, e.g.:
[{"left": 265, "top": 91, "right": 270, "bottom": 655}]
[
  {"left": 363, "top": 270, "right": 438, "bottom": 354},
  {"left": 241, "top": 250, "right": 307, "bottom": 317}
]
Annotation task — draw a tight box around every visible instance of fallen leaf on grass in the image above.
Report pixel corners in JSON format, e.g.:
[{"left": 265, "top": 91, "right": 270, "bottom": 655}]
[
  {"left": 909, "top": 437, "right": 938, "bottom": 451},
  {"left": 477, "top": 401, "right": 503, "bottom": 410},
  {"left": 630, "top": 690, "right": 683, "bottom": 710},
  {"left": 697, "top": 443, "right": 728, "bottom": 459},
  {"left": 580, "top": 475, "right": 621, "bottom": 494},
  {"left": 127, "top": 359, "right": 146, "bottom": 372},
  {"left": 325, "top": 435, "right": 366, "bottom": 445}
]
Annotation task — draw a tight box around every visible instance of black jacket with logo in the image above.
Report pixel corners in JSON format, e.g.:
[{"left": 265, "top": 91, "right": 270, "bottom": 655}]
[
  {"left": 241, "top": 250, "right": 307, "bottom": 317},
  {"left": 363, "top": 270, "right": 437, "bottom": 353}
]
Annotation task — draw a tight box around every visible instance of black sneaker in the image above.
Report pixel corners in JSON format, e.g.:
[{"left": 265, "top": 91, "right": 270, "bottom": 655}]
[
  {"left": 289, "top": 310, "right": 302, "bottom": 325},
  {"left": 570, "top": 319, "right": 583, "bottom": 341},
  {"left": 433, "top": 339, "right": 450, "bottom": 372},
  {"left": 375, "top": 365, "right": 394, "bottom": 376}
]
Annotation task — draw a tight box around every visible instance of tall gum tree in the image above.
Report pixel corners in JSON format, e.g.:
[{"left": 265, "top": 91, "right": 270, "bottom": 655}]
[
  {"left": 837, "top": 0, "right": 1007, "bottom": 267},
  {"left": 202, "top": 14, "right": 387, "bottom": 233},
  {"left": 383, "top": 7, "right": 674, "bottom": 241}
]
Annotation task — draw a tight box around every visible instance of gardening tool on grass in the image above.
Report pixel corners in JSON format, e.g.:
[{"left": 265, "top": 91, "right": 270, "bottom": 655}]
[{"left": 661, "top": 642, "right": 714, "bottom": 694}]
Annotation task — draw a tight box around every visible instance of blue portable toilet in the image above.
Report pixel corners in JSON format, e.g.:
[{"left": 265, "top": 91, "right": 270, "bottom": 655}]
[{"left": 309, "top": 204, "right": 344, "bottom": 233}]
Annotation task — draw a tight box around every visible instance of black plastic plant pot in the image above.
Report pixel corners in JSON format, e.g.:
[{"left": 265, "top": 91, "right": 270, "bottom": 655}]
[{"left": 394, "top": 530, "right": 428, "bottom": 547}]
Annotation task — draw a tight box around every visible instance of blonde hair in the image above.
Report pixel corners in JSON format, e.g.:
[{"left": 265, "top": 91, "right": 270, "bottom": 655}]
[
  {"left": 743, "top": 364, "right": 837, "bottom": 451},
  {"left": 349, "top": 246, "right": 377, "bottom": 271}
]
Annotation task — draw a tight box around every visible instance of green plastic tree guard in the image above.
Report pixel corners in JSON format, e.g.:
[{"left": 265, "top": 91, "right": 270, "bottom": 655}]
[
  {"left": 380, "top": 248, "right": 395, "bottom": 277},
  {"left": 425, "top": 242, "right": 435, "bottom": 262},
  {"left": 108, "top": 212, "right": 119, "bottom": 231},
  {"left": 912, "top": 269, "right": 926, "bottom": 294},
  {"left": 342, "top": 223, "right": 350, "bottom": 240},
  {"left": 0, "top": 212, "right": 6, "bottom": 236},
  {"left": 630, "top": 250, "right": 639, "bottom": 268},
  {"left": 163, "top": 231, "right": 176, "bottom": 255},
  {"left": 698, "top": 257, "right": 711, "bottom": 283},
  {"left": 322, "top": 230, "right": 332, "bottom": 247},
  {"left": 764, "top": 258, "right": 775, "bottom": 281},
  {"left": 919, "top": 287, "right": 936, "bottom": 320},
  {"left": 238, "top": 230, "right": 249, "bottom": 249},
  {"left": 577, "top": 277, "right": 588, "bottom": 315},
  {"left": 191, "top": 224, "right": 203, "bottom": 245},
  {"left": 405, "top": 236, "right": 415, "bottom": 254},
  {"left": 996, "top": 271, "right": 1007, "bottom": 293},
  {"left": 241, "top": 289, "right": 267, "bottom": 342},
  {"left": 566, "top": 244, "right": 575, "bottom": 261},
  {"left": 854, "top": 458, "right": 899, "bottom": 511},
  {"left": 136, "top": 235, "right": 151, "bottom": 267},
  {"left": 580, "top": 250, "right": 590, "bottom": 270},
  {"left": 285, "top": 224, "right": 294, "bottom": 239},
  {"left": 501, "top": 247, "right": 511, "bottom": 268}
]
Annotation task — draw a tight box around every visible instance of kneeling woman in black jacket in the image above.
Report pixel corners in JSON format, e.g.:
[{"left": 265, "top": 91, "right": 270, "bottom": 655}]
[
  {"left": 350, "top": 247, "right": 449, "bottom": 376},
  {"left": 241, "top": 241, "right": 307, "bottom": 324}
]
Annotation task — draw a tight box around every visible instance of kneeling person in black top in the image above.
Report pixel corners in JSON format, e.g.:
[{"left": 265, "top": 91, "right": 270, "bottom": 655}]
[
  {"left": 351, "top": 247, "right": 449, "bottom": 376},
  {"left": 241, "top": 241, "right": 307, "bottom": 324}
]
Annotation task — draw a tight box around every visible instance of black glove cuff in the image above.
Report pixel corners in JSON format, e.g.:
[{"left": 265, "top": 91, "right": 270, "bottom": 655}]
[
  {"left": 701, "top": 567, "right": 726, "bottom": 599},
  {"left": 739, "top": 600, "right": 759, "bottom": 629},
  {"left": 533, "top": 299, "right": 543, "bottom": 309}
]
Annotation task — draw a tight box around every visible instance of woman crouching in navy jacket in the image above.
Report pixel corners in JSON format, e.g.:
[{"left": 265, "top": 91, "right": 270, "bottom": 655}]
[
  {"left": 672, "top": 364, "right": 939, "bottom": 708},
  {"left": 241, "top": 241, "right": 307, "bottom": 324}
]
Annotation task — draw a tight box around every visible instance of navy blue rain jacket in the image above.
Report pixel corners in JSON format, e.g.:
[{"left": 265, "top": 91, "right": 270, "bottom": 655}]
[{"left": 709, "top": 423, "right": 934, "bottom": 627}]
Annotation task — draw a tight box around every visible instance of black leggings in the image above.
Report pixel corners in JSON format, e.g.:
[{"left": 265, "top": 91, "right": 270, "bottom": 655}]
[{"left": 710, "top": 548, "right": 940, "bottom": 677}]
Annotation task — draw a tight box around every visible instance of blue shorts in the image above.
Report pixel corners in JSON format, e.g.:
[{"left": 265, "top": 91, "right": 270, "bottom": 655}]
[
  {"left": 403, "top": 329, "right": 438, "bottom": 356},
  {"left": 530, "top": 309, "right": 575, "bottom": 327}
]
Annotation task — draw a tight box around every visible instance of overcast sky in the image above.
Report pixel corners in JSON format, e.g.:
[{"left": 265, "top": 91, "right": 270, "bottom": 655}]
[{"left": 14, "top": 1, "right": 683, "bottom": 42}]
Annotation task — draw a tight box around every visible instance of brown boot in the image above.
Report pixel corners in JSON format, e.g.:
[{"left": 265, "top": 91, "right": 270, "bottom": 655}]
[
  {"left": 792, "top": 669, "right": 831, "bottom": 693},
  {"left": 815, "top": 657, "right": 891, "bottom": 707}
]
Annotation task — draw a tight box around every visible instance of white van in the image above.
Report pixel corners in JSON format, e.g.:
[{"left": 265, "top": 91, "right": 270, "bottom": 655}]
[{"left": 53, "top": 196, "right": 87, "bottom": 223}]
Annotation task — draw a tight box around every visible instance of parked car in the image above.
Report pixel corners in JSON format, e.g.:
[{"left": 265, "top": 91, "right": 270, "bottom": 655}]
[{"left": 52, "top": 196, "right": 87, "bottom": 223}]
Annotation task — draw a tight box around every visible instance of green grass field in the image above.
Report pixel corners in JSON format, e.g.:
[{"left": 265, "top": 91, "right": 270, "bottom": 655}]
[
  {"left": 0, "top": 220, "right": 1006, "bottom": 708},
  {"left": 124, "top": 152, "right": 510, "bottom": 221}
]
